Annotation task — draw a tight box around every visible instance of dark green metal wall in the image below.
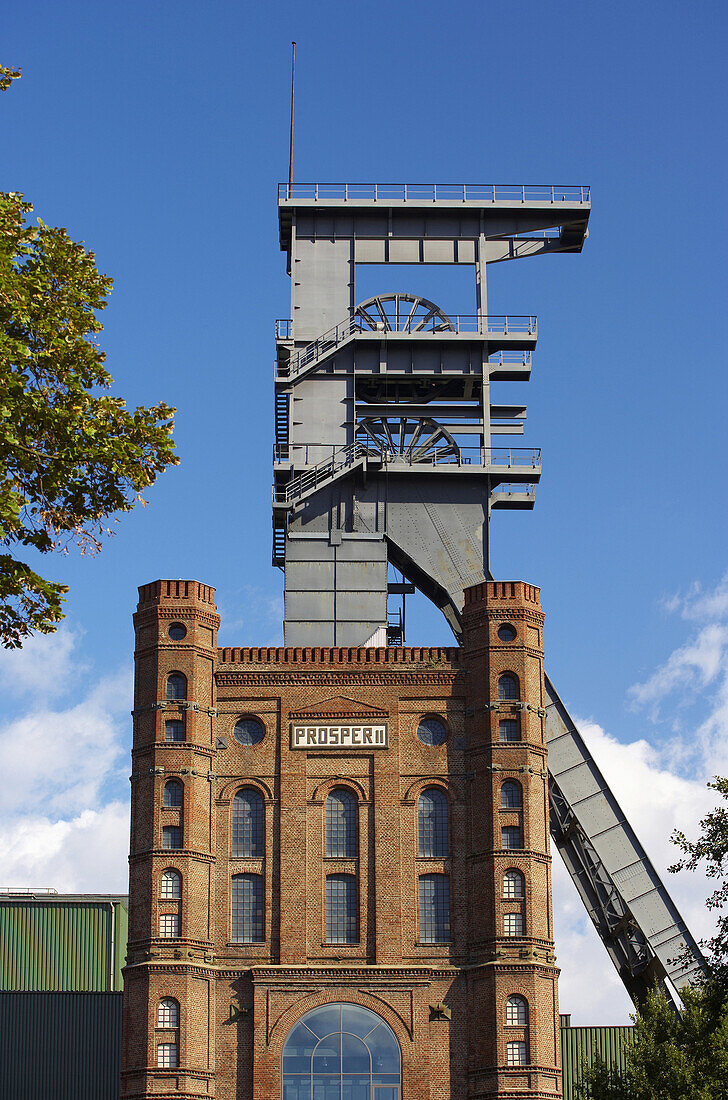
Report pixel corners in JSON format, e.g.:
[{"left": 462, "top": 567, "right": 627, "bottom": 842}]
[
  {"left": 0, "top": 899, "right": 128, "bottom": 992},
  {"left": 560, "top": 1020, "right": 634, "bottom": 1099},
  {"left": 0, "top": 992, "right": 122, "bottom": 1100}
]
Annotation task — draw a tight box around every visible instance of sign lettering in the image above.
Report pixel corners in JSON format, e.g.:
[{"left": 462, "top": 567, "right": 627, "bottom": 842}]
[{"left": 290, "top": 723, "right": 388, "bottom": 750}]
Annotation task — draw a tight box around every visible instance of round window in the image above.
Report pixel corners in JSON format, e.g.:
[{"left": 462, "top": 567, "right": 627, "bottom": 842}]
[
  {"left": 417, "top": 716, "right": 448, "bottom": 746},
  {"left": 233, "top": 717, "right": 265, "bottom": 746},
  {"left": 168, "top": 623, "right": 187, "bottom": 641},
  {"left": 497, "top": 623, "right": 517, "bottom": 642}
]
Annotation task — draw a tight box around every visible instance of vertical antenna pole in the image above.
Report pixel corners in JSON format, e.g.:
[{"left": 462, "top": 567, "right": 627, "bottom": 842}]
[{"left": 288, "top": 41, "right": 296, "bottom": 199}]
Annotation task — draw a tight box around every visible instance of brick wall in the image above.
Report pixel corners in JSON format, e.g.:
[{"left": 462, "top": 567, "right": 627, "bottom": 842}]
[{"left": 121, "top": 579, "right": 561, "bottom": 1099}]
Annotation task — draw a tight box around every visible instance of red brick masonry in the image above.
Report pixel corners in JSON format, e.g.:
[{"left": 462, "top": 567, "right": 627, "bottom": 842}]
[{"left": 121, "top": 579, "right": 561, "bottom": 1099}]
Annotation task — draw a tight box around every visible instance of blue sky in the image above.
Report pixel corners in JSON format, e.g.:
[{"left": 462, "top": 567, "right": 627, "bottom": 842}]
[{"left": 1, "top": 0, "right": 727, "bottom": 1022}]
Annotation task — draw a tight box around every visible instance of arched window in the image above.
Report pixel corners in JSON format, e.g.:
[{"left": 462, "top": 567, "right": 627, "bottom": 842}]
[
  {"left": 500, "top": 781, "right": 522, "bottom": 809},
  {"left": 281, "top": 1003, "right": 401, "bottom": 1095},
  {"left": 499, "top": 718, "right": 520, "bottom": 742},
  {"left": 506, "top": 995, "right": 528, "bottom": 1026},
  {"left": 418, "top": 788, "right": 449, "bottom": 857},
  {"left": 501, "top": 826, "right": 523, "bottom": 850},
  {"left": 157, "top": 999, "right": 179, "bottom": 1028},
  {"left": 503, "top": 869, "right": 524, "bottom": 899},
  {"left": 419, "top": 874, "right": 450, "bottom": 943},
  {"left": 325, "top": 789, "right": 357, "bottom": 858},
  {"left": 232, "top": 789, "right": 264, "bottom": 858},
  {"left": 231, "top": 873, "right": 264, "bottom": 943},
  {"left": 325, "top": 874, "right": 358, "bottom": 944},
  {"left": 164, "top": 719, "right": 184, "bottom": 742},
  {"left": 498, "top": 673, "right": 519, "bottom": 700},
  {"left": 163, "top": 780, "right": 183, "bottom": 808},
  {"left": 506, "top": 1040, "right": 528, "bottom": 1066},
  {"left": 161, "top": 869, "right": 181, "bottom": 899},
  {"left": 166, "top": 673, "right": 187, "bottom": 700},
  {"left": 162, "top": 825, "right": 182, "bottom": 850}
]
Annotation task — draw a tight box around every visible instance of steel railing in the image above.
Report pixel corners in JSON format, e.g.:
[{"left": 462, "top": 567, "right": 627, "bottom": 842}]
[
  {"left": 279, "top": 183, "right": 590, "bottom": 204},
  {"left": 274, "top": 442, "right": 541, "bottom": 505},
  {"left": 275, "top": 319, "right": 292, "bottom": 340},
  {"left": 276, "top": 315, "right": 537, "bottom": 378}
]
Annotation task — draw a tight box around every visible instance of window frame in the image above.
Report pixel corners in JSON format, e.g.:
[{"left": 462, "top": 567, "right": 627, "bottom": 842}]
[
  {"left": 325, "top": 872, "right": 359, "bottom": 945},
  {"left": 157, "top": 998, "right": 179, "bottom": 1028},
  {"left": 232, "top": 788, "right": 265, "bottom": 858},
  {"left": 325, "top": 787, "right": 358, "bottom": 859},
  {"left": 231, "top": 872, "right": 265, "bottom": 944},
  {"left": 165, "top": 672, "right": 187, "bottom": 701},
  {"left": 417, "top": 787, "right": 450, "bottom": 858},
  {"left": 162, "top": 825, "right": 182, "bottom": 850},
  {"left": 497, "top": 673, "right": 519, "bottom": 701},
  {"left": 163, "top": 779, "right": 184, "bottom": 809},
  {"left": 506, "top": 1040, "right": 528, "bottom": 1066},
  {"left": 500, "top": 780, "right": 523, "bottom": 809},
  {"left": 506, "top": 995, "right": 529, "bottom": 1026},
  {"left": 503, "top": 869, "right": 525, "bottom": 900},
  {"left": 418, "top": 872, "right": 451, "bottom": 944},
  {"left": 160, "top": 869, "right": 182, "bottom": 899}
]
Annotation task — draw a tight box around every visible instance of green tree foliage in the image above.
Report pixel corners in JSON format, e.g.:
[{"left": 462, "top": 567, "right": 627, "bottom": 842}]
[
  {"left": 1, "top": 67, "right": 178, "bottom": 646},
  {"left": 578, "top": 777, "right": 728, "bottom": 1099}
]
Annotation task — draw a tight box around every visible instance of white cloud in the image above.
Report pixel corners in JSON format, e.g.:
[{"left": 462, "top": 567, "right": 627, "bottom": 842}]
[
  {"left": 0, "top": 802, "right": 130, "bottom": 894},
  {"left": 556, "top": 572, "right": 728, "bottom": 1023},
  {"left": 0, "top": 668, "right": 130, "bottom": 817},
  {"left": 0, "top": 629, "right": 131, "bottom": 893},
  {"left": 0, "top": 626, "right": 84, "bottom": 699}
]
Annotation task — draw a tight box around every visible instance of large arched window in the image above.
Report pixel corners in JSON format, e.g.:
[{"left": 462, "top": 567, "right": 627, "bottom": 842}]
[
  {"left": 418, "top": 788, "right": 449, "bottom": 857},
  {"left": 232, "top": 789, "right": 264, "bottom": 857},
  {"left": 325, "top": 789, "right": 357, "bottom": 858},
  {"left": 281, "top": 1003, "right": 401, "bottom": 1098},
  {"left": 231, "top": 873, "right": 264, "bottom": 943},
  {"left": 166, "top": 673, "right": 187, "bottom": 701},
  {"left": 498, "top": 673, "right": 519, "bottom": 700}
]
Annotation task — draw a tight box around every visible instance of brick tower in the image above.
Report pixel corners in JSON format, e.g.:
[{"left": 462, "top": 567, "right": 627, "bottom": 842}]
[{"left": 121, "top": 576, "right": 561, "bottom": 1098}]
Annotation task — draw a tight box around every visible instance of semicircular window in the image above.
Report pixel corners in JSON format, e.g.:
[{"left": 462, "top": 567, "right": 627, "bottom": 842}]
[{"left": 281, "top": 1002, "right": 401, "bottom": 1097}]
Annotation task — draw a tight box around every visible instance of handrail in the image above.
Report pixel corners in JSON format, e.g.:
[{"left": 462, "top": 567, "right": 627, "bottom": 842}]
[
  {"left": 274, "top": 442, "right": 541, "bottom": 505},
  {"left": 277, "top": 315, "right": 537, "bottom": 378},
  {"left": 279, "top": 183, "right": 590, "bottom": 204}
]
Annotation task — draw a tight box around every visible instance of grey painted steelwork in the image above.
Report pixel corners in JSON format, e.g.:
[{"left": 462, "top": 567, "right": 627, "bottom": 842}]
[
  {"left": 272, "top": 181, "right": 706, "bottom": 1006},
  {"left": 545, "top": 676, "right": 706, "bottom": 1002}
]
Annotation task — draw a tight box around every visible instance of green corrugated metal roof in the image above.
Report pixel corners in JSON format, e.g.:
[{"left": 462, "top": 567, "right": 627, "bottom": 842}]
[
  {"left": 0, "top": 898, "right": 128, "bottom": 992},
  {"left": 561, "top": 1023, "right": 634, "bottom": 1099}
]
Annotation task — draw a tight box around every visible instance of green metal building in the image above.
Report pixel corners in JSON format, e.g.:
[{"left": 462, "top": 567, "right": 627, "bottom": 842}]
[
  {"left": 0, "top": 890, "right": 632, "bottom": 1098},
  {"left": 0, "top": 891, "right": 128, "bottom": 1100}
]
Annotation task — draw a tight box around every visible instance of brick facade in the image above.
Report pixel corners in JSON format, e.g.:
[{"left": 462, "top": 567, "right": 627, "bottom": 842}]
[{"left": 121, "top": 578, "right": 561, "bottom": 1099}]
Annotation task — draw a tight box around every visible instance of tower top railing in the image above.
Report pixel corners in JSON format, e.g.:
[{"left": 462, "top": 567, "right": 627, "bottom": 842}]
[{"left": 279, "top": 182, "right": 590, "bottom": 204}]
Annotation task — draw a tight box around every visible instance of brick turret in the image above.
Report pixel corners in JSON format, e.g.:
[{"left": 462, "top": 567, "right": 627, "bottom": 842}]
[
  {"left": 122, "top": 581, "right": 220, "bottom": 1100},
  {"left": 461, "top": 580, "right": 561, "bottom": 1097}
]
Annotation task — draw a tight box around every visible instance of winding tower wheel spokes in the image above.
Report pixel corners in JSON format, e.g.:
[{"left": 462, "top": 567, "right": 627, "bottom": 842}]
[
  {"left": 354, "top": 293, "right": 456, "bottom": 333},
  {"left": 358, "top": 417, "right": 460, "bottom": 463}
]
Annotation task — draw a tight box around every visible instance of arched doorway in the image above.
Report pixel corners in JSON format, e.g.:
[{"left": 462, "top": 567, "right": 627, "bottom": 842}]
[{"left": 281, "top": 1002, "right": 401, "bottom": 1099}]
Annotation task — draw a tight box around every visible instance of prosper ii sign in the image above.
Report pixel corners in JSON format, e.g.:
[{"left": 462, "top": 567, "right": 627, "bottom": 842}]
[{"left": 290, "top": 723, "right": 388, "bottom": 749}]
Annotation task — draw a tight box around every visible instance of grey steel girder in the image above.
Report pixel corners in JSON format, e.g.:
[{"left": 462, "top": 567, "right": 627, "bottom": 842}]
[{"left": 272, "top": 182, "right": 707, "bottom": 1008}]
